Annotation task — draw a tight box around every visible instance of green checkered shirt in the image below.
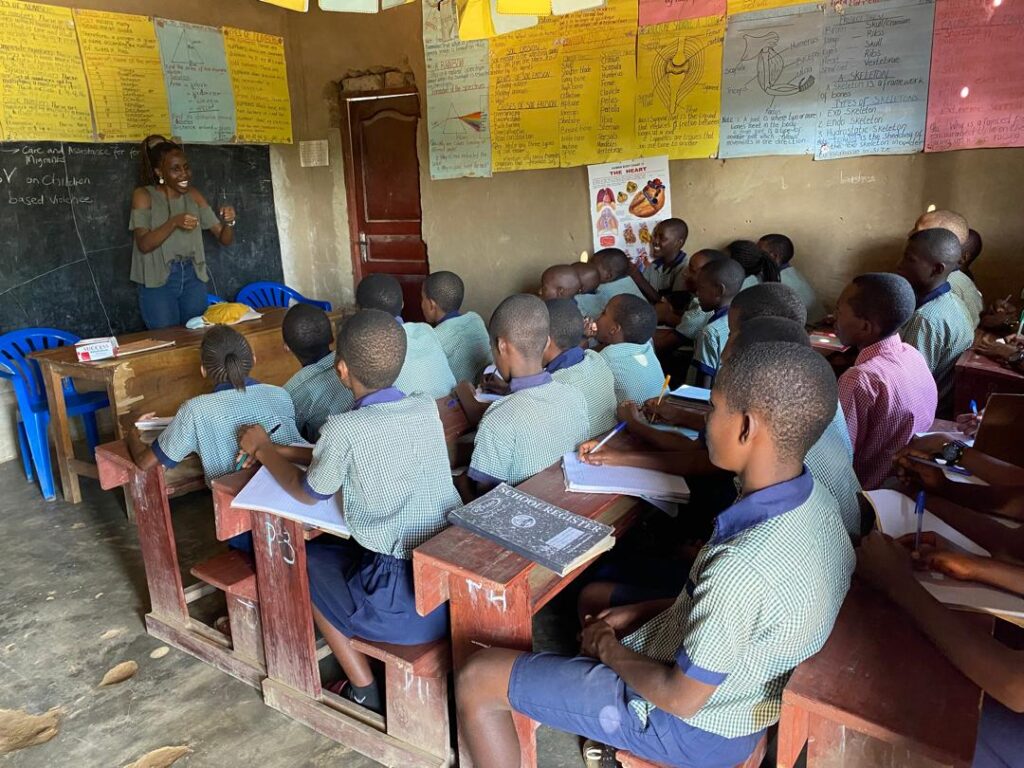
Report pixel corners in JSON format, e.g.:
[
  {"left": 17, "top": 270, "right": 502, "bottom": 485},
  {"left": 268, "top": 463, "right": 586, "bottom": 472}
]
[
  {"left": 550, "top": 350, "right": 618, "bottom": 440},
  {"left": 781, "top": 265, "right": 826, "bottom": 325},
  {"left": 600, "top": 340, "right": 667, "bottom": 405},
  {"left": 947, "top": 270, "right": 982, "bottom": 329},
  {"left": 674, "top": 297, "right": 713, "bottom": 341},
  {"left": 900, "top": 287, "right": 973, "bottom": 411},
  {"left": 805, "top": 412, "right": 863, "bottom": 537},
  {"left": 433, "top": 312, "right": 493, "bottom": 384},
  {"left": 595, "top": 276, "right": 646, "bottom": 305},
  {"left": 307, "top": 393, "right": 460, "bottom": 558},
  {"left": 284, "top": 353, "right": 347, "bottom": 439},
  {"left": 575, "top": 292, "right": 606, "bottom": 321},
  {"left": 397, "top": 321, "right": 458, "bottom": 398},
  {"left": 644, "top": 253, "right": 688, "bottom": 295},
  {"left": 693, "top": 311, "right": 730, "bottom": 379}
]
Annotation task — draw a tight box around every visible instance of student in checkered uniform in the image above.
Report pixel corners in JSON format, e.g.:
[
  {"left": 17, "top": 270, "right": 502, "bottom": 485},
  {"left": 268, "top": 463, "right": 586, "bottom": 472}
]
[
  {"left": 911, "top": 208, "right": 983, "bottom": 328},
  {"left": 639, "top": 218, "right": 689, "bottom": 298},
  {"left": 466, "top": 294, "right": 589, "bottom": 495},
  {"left": 543, "top": 298, "right": 617, "bottom": 440},
  {"left": 593, "top": 248, "right": 646, "bottom": 306},
  {"left": 455, "top": 342, "right": 855, "bottom": 768},
  {"left": 596, "top": 294, "right": 667, "bottom": 405},
  {"left": 237, "top": 310, "right": 459, "bottom": 715},
  {"left": 356, "top": 273, "right": 457, "bottom": 399},
  {"left": 420, "top": 271, "right": 492, "bottom": 384},
  {"left": 896, "top": 229, "right": 974, "bottom": 416},
  {"left": 692, "top": 258, "right": 746, "bottom": 387},
  {"left": 280, "top": 303, "right": 338, "bottom": 441},
  {"left": 758, "top": 233, "right": 827, "bottom": 325},
  {"left": 572, "top": 261, "right": 606, "bottom": 320},
  {"left": 126, "top": 325, "right": 302, "bottom": 551}
]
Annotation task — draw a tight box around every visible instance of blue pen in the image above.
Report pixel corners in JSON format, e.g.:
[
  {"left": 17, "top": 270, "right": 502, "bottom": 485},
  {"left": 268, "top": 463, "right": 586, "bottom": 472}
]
[
  {"left": 235, "top": 423, "right": 280, "bottom": 471},
  {"left": 970, "top": 400, "right": 978, "bottom": 417},
  {"left": 913, "top": 490, "right": 926, "bottom": 554},
  {"left": 588, "top": 421, "right": 627, "bottom": 455}
]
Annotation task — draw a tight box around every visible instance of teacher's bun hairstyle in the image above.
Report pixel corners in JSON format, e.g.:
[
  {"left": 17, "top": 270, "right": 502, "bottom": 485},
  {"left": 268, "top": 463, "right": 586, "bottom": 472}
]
[
  {"left": 201, "top": 325, "right": 255, "bottom": 392},
  {"left": 138, "top": 134, "right": 183, "bottom": 186}
]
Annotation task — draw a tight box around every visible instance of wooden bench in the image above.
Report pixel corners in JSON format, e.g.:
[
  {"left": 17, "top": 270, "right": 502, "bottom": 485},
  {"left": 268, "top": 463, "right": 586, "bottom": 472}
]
[
  {"left": 94, "top": 440, "right": 266, "bottom": 688},
  {"left": 190, "top": 550, "right": 264, "bottom": 667},
  {"left": 618, "top": 732, "right": 768, "bottom": 768}
]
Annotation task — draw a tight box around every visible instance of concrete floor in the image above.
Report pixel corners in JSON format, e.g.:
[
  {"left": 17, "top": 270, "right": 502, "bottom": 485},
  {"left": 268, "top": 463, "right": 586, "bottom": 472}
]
[{"left": 0, "top": 460, "right": 587, "bottom": 767}]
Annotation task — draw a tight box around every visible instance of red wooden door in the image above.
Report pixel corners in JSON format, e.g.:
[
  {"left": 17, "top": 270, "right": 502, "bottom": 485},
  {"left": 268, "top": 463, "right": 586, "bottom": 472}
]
[{"left": 341, "top": 89, "right": 428, "bottom": 321}]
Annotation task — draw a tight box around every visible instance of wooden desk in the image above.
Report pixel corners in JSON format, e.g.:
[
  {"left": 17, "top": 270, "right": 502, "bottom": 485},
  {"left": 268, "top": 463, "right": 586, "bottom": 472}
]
[
  {"left": 954, "top": 349, "right": 1024, "bottom": 417},
  {"left": 414, "top": 467, "right": 647, "bottom": 768},
  {"left": 32, "top": 308, "right": 343, "bottom": 505},
  {"left": 777, "top": 584, "right": 987, "bottom": 768}
]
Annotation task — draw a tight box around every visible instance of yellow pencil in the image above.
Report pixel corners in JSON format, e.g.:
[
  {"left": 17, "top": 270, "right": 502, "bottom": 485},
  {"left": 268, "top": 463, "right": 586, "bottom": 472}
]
[{"left": 656, "top": 375, "right": 671, "bottom": 407}]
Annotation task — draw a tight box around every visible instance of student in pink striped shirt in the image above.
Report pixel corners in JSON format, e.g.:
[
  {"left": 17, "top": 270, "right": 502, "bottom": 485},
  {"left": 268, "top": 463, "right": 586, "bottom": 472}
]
[{"left": 835, "top": 273, "right": 938, "bottom": 489}]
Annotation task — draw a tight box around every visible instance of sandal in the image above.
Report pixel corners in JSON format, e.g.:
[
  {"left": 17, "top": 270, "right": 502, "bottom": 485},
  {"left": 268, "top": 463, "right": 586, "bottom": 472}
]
[{"left": 582, "top": 738, "right": 619, "bottom": 768}]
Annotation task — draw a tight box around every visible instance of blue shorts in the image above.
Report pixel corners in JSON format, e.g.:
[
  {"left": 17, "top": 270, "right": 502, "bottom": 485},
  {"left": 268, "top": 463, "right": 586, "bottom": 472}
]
[
  {"left": 508, "top": 652, "right": 762, "bottom": 768},
  {"left": 307, "top": 538, "right": 449, "bottom": 645},
  {"left": 974, "top": 696, "right": 1024, "bottom": 768}
]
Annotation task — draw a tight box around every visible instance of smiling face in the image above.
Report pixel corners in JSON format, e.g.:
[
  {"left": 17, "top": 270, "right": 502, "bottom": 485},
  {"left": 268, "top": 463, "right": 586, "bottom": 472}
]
[
  {"left": 651, "top": 222, "right": 683, "bottom": 263},
  {"left": 158, "top": 149, "right": 192, "bottom": 195}
]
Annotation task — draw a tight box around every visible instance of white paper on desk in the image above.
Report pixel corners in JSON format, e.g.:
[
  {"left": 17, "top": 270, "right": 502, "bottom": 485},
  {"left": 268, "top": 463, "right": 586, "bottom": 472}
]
[
  {"left": 668, "top": 384, "right": 711, "bottom": 402},
  {"left": 562, "top": 451, "right": 690, "bottom": 502},
  {"left": 914, "top": 430, "right": 975, "bottom": 448},
  {"left": 866, "top": 489, "right": 989, "bottom": 555},
  {"left": 474, "top": 389, "right": 504, "bottom": 404},
  {"left": 232, "top": 466, "right": 350, "bottom": 538},
  {"left": 652, "top": 423, "right": 700, "bottom": 441}
]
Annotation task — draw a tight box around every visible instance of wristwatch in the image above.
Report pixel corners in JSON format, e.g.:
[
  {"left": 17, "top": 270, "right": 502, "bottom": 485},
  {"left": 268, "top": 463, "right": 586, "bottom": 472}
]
[
  {"left": 1008, "top": 350, "right": 1024, "bottom": 366},
  {"left": 940, "top": 439, "right": 968, "bottom": 466}
]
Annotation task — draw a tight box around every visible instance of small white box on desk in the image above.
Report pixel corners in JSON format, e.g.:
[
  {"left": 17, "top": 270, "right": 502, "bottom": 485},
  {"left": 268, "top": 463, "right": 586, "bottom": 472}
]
[{"left": 74, "top": 337, "right": 118, "bottom": 362}]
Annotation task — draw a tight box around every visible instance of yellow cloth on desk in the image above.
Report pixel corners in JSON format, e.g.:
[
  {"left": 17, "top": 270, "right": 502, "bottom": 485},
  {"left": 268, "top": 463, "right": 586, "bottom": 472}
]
[{"left": 203, "top": 303, "right": 255, "bottom": 325}]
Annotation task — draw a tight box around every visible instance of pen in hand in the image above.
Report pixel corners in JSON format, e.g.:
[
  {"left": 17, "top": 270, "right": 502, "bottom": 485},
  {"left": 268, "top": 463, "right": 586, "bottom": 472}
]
[
  {"left": 235, "top": 423, "right": 280, "bottom": 471},
  {"left": 913, "top": 490, "right": 926, "bottom": 555},
  {"left": 587, "top": 421, "right": 627, "bottom": 455}
]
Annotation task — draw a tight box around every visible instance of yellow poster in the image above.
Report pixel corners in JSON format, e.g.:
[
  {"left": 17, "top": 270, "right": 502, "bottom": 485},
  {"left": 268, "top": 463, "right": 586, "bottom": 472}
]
[
  {"left": 726, "top": 0, "right": 807, "bottom": 15},
  {"left": 74, "top": 9, "right": 171, "bottom": 143},
  {"left": 635, "top": 14, "right": 724, "bottom": 159},
  {"left": 0, "top": 0, "right": 93, "bottom": 142},
  {"left": 223, "top": 27, "right": 293, "bottom": 144},
  {"left": 496, "top": 0, "right": 551, "bottom": 14},
  {"left": 260, "top": 0, "right": 310, "bottom": 10},
  {"left": 488, "top": 17, "right": 560, "bottom": 172},
  {"left": 559, "top": 0, "right": 637, "bottom": 167}
]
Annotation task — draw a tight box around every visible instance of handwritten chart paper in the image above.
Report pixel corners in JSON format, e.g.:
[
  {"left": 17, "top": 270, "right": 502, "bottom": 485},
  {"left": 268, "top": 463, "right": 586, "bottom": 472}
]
[
  {"left": 925, "top": 0, "right": 1024, "bottom": 152},
  {"left": 560, "top": 0, "right": 638, "bottom": 166},
  {"left": 223, "top": 28, "right": 293, "bottom": 144},
  {"left": 719, "top": 4, "right": 822, "bottom": 158},
  {"left": 155, "top": 19, "right": 236, "bottom": 143},
  {"left": 727, "top": 0, "right": 809, "bottom": 15},
  {"left": 640, "top": 0, "right": 726, "bottom": 27},
  {"left": 489, "top": 17, "right": 561, "bottom": 171},
  {"left": 0, "top": 0, "right": 93, "bottom": 142},
  {"left": 424, "top": 0, "right": 492, "bottom": 178},
  {"left": 635, "top": 15, "right": 725, "bottom": 159},
  {"left": 74, "top": 10, "right": 171, "bottom": 143},
  {"left": 816, "top": 0, "right": 933, "bottom": 160}
]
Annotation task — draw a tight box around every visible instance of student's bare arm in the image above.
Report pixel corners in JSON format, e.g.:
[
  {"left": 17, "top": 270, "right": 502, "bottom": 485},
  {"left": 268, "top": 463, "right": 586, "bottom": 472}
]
[
  {"left": 126, "top": 425, "right": 159, "bottom": 472},
  {"left": 858, "top": 533, "right": 1024, "bottom": 712},
  {"left": 456, "top": 381, "right": 490, "bottom": 427},
  {"left": 578, "top": 447, "right": 717, "bottom": 476},
  {"left": 924, "top": 496, "right": 1024, "bottom": 563},
  {"left": 627, "top": 262, "right": 661, "bottom": 304},
  {"left": 239, "top": 426, "right": 317, "bottom": 504}
]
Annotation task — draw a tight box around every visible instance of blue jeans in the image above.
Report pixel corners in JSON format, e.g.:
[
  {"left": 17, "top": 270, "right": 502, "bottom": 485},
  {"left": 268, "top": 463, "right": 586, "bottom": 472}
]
[{"left": 138, "top": 261, "right": 208, "bottom": 330}]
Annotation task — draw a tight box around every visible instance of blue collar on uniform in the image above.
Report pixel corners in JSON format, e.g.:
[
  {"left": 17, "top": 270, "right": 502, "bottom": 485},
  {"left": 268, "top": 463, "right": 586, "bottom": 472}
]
[
  {"left": 709, "top": 305, "right": 730, "bottom": 323},
  {"left": 394, "top": 315, "right": 405, "bottom": 325},
  {"left": 439, "top": 310, "right": 462, "bottom": 324},
  {"left": 213, "top": 377, "right": 259, "bottom": 393},
  {"left": 711, "top": 467, "right": 813, "bottom": 544},
  {"left": 353, "top": 386, "right": 405, "bottom": 410},
  {"left": 780, "top": 262, "right": 792, "bottom": 271},
  {"left": 654, "top": 250, "right": 686, "bottom": 270},
  {"left": 545, "top": 346, "right": 585, "bottom": 373},
  {"left": 508, "top": 371, "right": 553, "bottom": 393},
  {"left": 916, "top": 282, "right": 951, "bottom": 309}
]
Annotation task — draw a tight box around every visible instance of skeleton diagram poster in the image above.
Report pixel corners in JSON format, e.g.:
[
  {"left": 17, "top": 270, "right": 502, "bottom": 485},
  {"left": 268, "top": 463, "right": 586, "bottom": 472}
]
[
  {"left": 588, "top": 156, "right": 672, "bottom": 269},
  {"left": 719, "top": 4, "right": 823, "bottom": 157}
]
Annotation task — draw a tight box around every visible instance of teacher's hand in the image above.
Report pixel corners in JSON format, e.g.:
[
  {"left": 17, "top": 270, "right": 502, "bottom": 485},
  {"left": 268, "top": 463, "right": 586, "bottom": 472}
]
[
  {"left": 219, "top": 205, "right": 237, "bottom": 224},
  {"left": 171, "top": 212, "right": 199, "bottom": 231}
]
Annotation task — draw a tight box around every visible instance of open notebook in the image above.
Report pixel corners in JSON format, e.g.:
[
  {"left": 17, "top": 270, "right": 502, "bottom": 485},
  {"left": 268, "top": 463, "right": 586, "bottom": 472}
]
[
  {"left": 562, "top": 451, "right": 690, "bottom": 503},
  {"left": 231, "top": 465, "right": 349, "bottom": 538},
  {"left": 864, "top": 489, "right": 1024, "bottom": 621},
  {"left": 668, "top": 384, "right": 711, "bottom": 403}
]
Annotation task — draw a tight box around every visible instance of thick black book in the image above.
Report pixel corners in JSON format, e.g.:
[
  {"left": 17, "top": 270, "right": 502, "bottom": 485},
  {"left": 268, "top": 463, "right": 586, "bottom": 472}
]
[{"left": 448, "top": 484, "right": 615, "bottom": 576}]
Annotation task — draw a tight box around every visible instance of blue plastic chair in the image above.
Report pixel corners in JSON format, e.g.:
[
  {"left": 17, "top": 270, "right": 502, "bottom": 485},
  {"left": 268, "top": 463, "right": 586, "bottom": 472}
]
[
  {"left": 0, "top": 329, "right": 110, "bottom": 500},
  {"left": 207, "top": 293, "right": 226, "bottom": 305},
  {"left": 235, "top": 281, "right": 332, "bottom": 312}
]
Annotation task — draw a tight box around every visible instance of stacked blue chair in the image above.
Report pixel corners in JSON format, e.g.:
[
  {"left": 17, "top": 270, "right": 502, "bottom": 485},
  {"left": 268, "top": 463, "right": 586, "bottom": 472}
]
[
  {"left": 235, "top": 281, "right": 332, "bottom": 312},
  {"left": 0, "top": 329, "right": 110, "bottom": 500}
]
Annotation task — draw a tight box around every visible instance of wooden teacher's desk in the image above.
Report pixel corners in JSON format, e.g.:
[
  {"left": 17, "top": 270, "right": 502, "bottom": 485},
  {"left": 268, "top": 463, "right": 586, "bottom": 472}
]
[
  {"left": 954, "top": 349, "right": 1024, "bottom": 416},
  {"left": 32, "top": 308, "right": 341, "bottom": 506}
]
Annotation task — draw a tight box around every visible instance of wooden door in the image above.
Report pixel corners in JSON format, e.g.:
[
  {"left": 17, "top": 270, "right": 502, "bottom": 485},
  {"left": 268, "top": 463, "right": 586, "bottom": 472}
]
[{"left": 340, "top": 89, "right": 428, "bottom": 321}]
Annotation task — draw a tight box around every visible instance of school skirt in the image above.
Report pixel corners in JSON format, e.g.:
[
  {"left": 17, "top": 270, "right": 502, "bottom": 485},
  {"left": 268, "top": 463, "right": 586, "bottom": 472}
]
[{"left": 306, "top": 538, "right": 449, "bottom": 645}]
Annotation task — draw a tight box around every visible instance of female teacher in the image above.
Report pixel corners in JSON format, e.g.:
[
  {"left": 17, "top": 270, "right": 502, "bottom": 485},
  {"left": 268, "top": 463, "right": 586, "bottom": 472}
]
[{"left": 130, "top": 135, "right": 237, "bottom": 330}]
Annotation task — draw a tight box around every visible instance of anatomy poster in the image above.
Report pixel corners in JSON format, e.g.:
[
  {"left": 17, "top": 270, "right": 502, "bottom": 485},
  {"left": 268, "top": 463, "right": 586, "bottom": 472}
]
[
  {"left": 719, "top": 4, "right": 822, "bottom": 157},
  {"left": 588, "top": 156, "right": 672, "bottom": 269}
]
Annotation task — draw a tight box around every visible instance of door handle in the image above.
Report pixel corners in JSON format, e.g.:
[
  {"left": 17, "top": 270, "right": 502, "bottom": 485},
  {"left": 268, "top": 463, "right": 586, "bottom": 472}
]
[{"left": 358, "top": 232, "right": 369, "bottom": 263}]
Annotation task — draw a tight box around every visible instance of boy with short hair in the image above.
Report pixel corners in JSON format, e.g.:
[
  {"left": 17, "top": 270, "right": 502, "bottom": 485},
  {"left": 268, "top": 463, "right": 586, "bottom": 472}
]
[
  {"left": 237, "top": 310, "right": 459, "bottom": 714},
  {"left": 758, "top": 233, "right": 826, "bottom": 324},
  {"left": 896, "top": 229, "right": 974, "bottom": 415},
  {"left": 593, "top": 248, "right": 647, "bottom": 305},
  {"left": 692, "top": 258, "right": 746, "bottom": 386},
  {"left": 455, "top": 342, "right": 855, "bottom": 768},
  {"left": 539, "top": 264, "right": 582, "bottom": 301},
  {"left": 466, "top": 295, "right": 588, "bottom": 495},
  {"left": 595, "top": 294, "right": 667, "bottom": 404},
  {"left": 727, "top": 281, "right": 808, "bottom": 330},
  {"left": 543, "top": 298, "right": 617, "bottom": 439},
  {"left": 638, "top": 217, "right": 689, "bottom": 302},
  {"left": 281, "top": 304, "right": 336, "bottom": 440},
  {"left": 835, "top": 273, "right": 937, "bottom": 489},
  {"left": 572, "top": 261, "right": 605, "bottom": 320},
  {"left": 421, "top": 270, "right": 492, "bottom": 384},
  {"left": 911, "top": 209, "right": 982, "bottom": 328}
]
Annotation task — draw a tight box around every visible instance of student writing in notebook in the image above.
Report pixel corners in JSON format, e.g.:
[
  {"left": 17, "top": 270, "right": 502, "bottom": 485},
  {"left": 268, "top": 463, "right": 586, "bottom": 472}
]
[
  {"left": 455, "top": 342, "right": 854, "bottom": 768},
  {"left": 463, "top": 294, "right": 588, "bottom": 499},
  {"left": 127, "top": 325, "right": 302, "bottom": 552},
  {"left": 280, "top": 303, "right": 336, "bottom": 441},
  {"left": 420, "top": 270, "right": 492, "bottom": 385},
  {"left": 596, "top": 294, "right": 667, "bottom": 405},
  {"left": 237, "top": 310, "right": 458, "bottom": 714}
]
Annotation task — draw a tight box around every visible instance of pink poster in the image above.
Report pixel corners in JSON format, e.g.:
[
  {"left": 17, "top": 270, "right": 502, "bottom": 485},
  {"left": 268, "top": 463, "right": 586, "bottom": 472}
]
[
  {"left": 639, "top": 0, "right": 726, "bottom": 27},
  {"left": 925, "top": 0, "right": 1024, "bottom": 152}
]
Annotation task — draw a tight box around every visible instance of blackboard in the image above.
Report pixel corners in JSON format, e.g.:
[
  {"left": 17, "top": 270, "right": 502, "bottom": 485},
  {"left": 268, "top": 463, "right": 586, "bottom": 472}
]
[{"left": 0, "top": 142, "right": 283, "bottom": 338}]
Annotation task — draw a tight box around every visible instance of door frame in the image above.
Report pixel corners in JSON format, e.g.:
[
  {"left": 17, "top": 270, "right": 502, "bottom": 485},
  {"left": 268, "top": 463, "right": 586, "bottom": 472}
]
[{"left": 338, "top": 86, "right": 424, "bottom": 287}]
